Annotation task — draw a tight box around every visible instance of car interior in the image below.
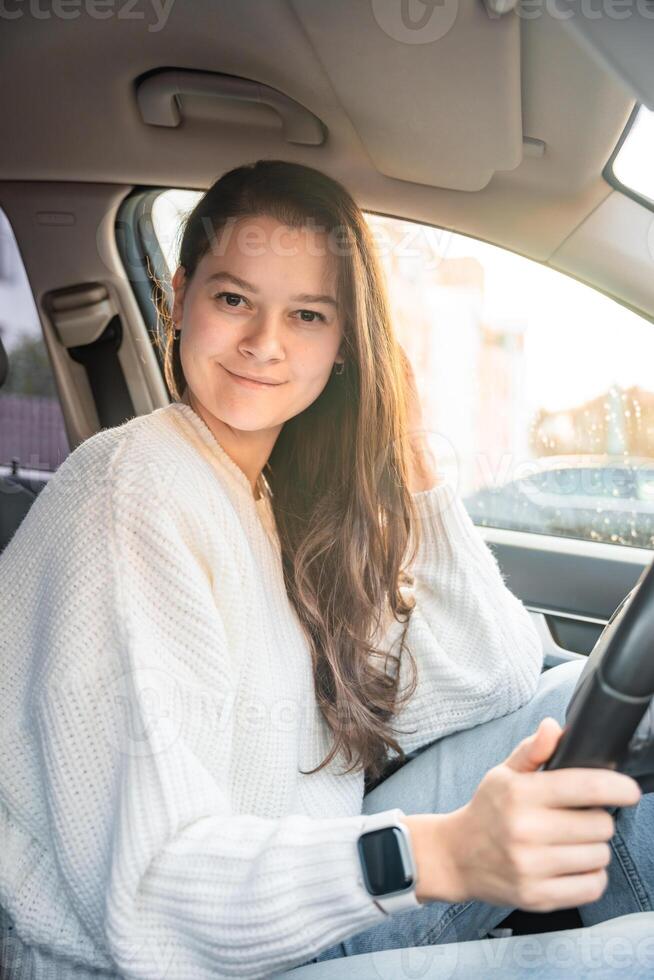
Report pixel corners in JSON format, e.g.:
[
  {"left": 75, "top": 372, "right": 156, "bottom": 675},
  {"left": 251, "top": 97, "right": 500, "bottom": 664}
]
[{"left": 2, "top": 0, "right": 654, "bottom": 975}]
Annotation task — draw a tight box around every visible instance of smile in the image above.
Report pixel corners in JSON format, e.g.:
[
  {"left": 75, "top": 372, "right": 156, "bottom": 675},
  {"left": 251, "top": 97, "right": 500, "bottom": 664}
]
[{"left": 222, "top": 365, "right": 286, "bottom": 389}]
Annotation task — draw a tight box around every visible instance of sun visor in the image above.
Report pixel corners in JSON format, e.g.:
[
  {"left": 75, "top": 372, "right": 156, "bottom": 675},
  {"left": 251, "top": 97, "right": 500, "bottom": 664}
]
[
  {"left": 556, "top": 0, "right": 654, "bottom": 112},
  {"left": 288, "top": 0, "right": 524, "bottom": 191}
]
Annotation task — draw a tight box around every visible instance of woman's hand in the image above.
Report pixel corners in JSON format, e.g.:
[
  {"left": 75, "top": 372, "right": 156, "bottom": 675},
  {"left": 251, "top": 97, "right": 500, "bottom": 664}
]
[
  {"left": 402, "top": 718, "right": 642, "bottom": 912},
  {"left": 398, "top": 345, "right": 444, "bottom": 492}
]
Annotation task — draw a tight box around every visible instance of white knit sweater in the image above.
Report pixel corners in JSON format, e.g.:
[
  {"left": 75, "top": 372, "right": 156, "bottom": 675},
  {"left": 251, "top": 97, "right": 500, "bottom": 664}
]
[{"left": 0, "top": 401, "right": 544, "bottom": 979}]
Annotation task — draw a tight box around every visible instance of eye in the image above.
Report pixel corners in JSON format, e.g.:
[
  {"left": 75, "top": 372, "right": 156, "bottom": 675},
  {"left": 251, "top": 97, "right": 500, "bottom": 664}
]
[
  {"left": 213, "top": 293, "right": 326, "bottom": 323},
  {"left": 294, "top": 309, "right": 327, "bottom": 324},
  {"left": 214, "top": 291, "right": 247, "bottom": 309}
]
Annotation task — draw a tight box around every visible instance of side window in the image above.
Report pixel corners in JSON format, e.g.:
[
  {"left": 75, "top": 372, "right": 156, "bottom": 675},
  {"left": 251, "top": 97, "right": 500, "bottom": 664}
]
[
  {"left": 151, "top": 189, "right": 203, "bottom": 276},
  {"left": 147, "top": 192, "right": 654, "bottom": 550},
  {"left": 0, "top": 208, "right": 70, "bottom": 479},
  {"left": 368, "top": 213, "right": 654, "bottom": 550}
]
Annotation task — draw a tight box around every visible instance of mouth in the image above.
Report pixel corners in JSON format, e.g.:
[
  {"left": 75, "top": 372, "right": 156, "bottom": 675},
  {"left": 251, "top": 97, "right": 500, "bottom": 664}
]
[{"left": 221, "top": 365, "right": 286, "bottom": 389}]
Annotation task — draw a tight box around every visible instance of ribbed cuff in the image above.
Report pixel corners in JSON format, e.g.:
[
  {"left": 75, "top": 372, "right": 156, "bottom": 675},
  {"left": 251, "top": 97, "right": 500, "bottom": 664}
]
[{"left": 111, "top": 808, "right": 410, "bottom": 977}]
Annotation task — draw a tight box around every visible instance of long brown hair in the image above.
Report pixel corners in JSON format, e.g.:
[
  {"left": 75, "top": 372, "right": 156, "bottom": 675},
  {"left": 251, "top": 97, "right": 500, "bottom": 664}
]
[{"left": 154, "top": 160, "right": 424, "bottom": 787}]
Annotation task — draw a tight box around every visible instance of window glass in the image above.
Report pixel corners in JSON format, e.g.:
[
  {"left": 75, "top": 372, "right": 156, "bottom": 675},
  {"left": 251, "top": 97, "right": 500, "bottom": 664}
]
[
  {"left": 151, "top": 190, "right": 202, "bottom": 275},
  {"left": 149, "top": 192, "right": 654, "bottom": 549},
  {"left": 0, "top": 208, "right": 70, "bottom": 476},
  {"left": 368, "top": 213, "right": 654, "bottom": 549},
  {"left": 611, "top": 105, "right": 654, "bottom": 206}
]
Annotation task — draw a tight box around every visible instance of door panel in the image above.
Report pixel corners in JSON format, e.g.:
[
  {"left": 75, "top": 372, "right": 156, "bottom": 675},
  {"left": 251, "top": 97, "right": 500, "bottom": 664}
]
[{"left": 482, "top": 525, "right": 652, "bottom": 667}]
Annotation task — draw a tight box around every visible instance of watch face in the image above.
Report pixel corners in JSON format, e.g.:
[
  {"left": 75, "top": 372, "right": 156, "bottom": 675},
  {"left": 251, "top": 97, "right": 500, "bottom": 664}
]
[{"left": 357, "top": 827, "right": 414, "bottom": 896}]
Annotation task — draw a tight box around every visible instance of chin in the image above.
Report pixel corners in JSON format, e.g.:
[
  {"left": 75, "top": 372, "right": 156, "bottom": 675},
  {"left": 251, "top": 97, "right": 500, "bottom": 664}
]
[{"left": 218, "top": 406, "right": 282, "bottom": 432}]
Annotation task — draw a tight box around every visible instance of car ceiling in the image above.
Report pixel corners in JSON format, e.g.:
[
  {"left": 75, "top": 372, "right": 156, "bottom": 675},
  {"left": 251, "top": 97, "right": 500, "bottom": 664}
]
[{"left": 0, "top": 0, "right": 651, "bottom": 318}]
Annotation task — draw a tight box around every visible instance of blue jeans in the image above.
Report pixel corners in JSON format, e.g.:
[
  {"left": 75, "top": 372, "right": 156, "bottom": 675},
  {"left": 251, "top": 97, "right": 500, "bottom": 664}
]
[{"left": 299, "top": 660, "right": 654, "bottom": 971}]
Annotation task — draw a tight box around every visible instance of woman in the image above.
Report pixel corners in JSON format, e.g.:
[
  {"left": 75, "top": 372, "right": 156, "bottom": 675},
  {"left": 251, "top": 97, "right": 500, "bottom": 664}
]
[{"left": 0, "top": 159, "right": 651, "bottom": 980}]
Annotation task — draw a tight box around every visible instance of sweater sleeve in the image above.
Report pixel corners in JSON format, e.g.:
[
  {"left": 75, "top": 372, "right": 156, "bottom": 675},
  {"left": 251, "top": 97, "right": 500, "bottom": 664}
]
[
  {"left": 376, "top": 479, "right": 544, "bottom": 757},
  {"left": 31, "top": 442, "right": 393, "bottom": 980}
]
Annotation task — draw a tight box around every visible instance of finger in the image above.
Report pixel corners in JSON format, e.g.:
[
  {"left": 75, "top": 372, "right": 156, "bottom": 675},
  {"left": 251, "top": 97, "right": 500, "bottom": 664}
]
[
  {"left": 519, "top": 842, "right": 612, "bottom": 879},
  {"left": 530, "top": 868, "right": 609, "bottom": 912},
  {"left": 526, "top": 768, "right": 642, "bottom": 809},
  {"left": 504, "top": 718, "right": 564, "bottom": 774},
  {"left": 515, "top": 807, "right": 615, "bottom": 845}
]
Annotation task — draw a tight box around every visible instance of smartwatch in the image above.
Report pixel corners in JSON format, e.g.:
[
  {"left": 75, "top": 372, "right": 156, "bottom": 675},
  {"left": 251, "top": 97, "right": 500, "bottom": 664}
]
[{"left": 356, "top": 808, "right": 421, "bottom": 914}]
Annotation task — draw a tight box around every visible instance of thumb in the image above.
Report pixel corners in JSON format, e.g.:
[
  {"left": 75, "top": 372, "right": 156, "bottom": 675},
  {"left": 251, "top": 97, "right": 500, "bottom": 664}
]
[{"left": 504, "top": 717, "right": 563, "bottom": 773}]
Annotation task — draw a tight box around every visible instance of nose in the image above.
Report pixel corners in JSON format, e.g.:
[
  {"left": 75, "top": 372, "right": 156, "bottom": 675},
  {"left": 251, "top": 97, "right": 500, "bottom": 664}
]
[{"left": 238, "top": 310, "right": 285, "bottom": 363}]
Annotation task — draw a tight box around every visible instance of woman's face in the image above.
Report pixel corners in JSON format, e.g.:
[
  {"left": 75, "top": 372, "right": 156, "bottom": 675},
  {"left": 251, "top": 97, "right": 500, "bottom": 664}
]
[{"left": 171, "top": 214, "right": 345, "bottom": 434}]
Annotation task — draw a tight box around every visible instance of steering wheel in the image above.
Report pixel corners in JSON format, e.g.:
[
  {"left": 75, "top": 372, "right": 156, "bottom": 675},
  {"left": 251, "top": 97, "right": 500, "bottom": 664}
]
[{"left": 543, "top": 556, "right": 654, "bottom": 793}]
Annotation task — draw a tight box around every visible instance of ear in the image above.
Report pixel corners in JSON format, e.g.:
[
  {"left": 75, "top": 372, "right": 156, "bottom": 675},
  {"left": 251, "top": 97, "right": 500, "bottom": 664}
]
[{"left": 171, "top": 265, "right": 187, "bottom": 326}]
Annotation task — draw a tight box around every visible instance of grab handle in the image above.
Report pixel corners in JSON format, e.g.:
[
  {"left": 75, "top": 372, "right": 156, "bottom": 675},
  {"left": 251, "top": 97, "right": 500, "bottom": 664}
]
[{"left": 135, "top": 69, "right": 326, "bottom": 146}]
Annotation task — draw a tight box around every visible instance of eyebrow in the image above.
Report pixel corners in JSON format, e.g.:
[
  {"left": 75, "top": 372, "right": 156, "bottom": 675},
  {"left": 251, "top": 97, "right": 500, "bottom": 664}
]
[{"left": 204, "top": 271, "right": 338, "bottom": 309}]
